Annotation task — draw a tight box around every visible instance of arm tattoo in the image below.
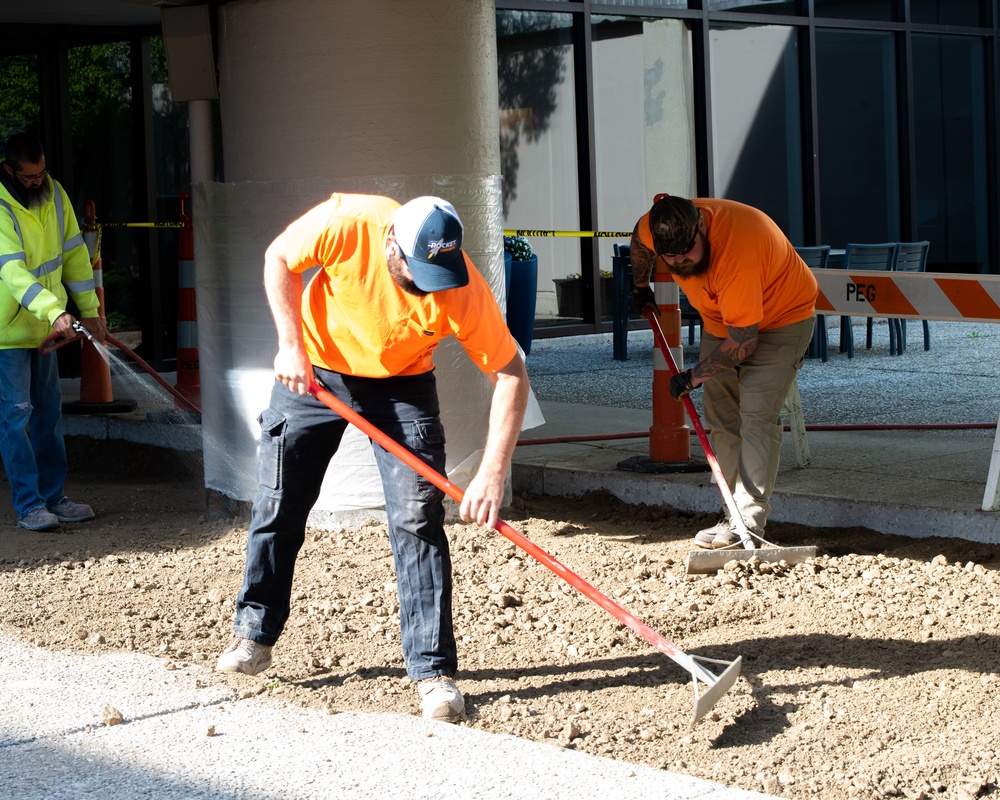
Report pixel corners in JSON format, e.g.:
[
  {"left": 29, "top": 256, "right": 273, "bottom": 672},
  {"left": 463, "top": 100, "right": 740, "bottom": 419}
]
[
  {"left": 629, "top": 228, "right": 655, "bottom": 287},
  {"left": 692, "top": 324, "right": 759, "bottom": 382}
]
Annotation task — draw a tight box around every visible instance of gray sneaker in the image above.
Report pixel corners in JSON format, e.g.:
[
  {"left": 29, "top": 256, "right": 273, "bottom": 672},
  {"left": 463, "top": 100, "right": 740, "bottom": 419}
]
[
  {"left": 418, "top": 675, "right": 465, "bottom": 722},
  {"left": 17, "top": 507, "right": 60, "bottom": 531},
  {"left": 694, "top": 519, "right": 730, "bottom": 549},
  {"left": 48, "top": 498, "right": 95, "bottom": 523},
  {"left": 712, "top": 526, "right": 745, "bottom": 549},
  {"left": 216, "top": 637, "right": 273, "bottom": 675}
]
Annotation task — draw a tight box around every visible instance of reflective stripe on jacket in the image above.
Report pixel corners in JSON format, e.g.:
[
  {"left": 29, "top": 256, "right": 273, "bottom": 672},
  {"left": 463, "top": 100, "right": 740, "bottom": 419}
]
[{"left": 0, "top": 167, "right": 99, "bottom": 349}]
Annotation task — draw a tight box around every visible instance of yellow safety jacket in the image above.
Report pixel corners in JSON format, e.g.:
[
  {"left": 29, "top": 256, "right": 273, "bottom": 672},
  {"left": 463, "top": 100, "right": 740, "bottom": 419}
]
[{"left": 0, "top": 166, "right": 99, "bottom": 349}]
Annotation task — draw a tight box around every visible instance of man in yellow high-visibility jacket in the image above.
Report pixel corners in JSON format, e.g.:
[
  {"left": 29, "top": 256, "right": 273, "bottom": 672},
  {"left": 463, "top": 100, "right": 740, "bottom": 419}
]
[{"left": 0, "top": 132, "right": 106, "bottom": 531}]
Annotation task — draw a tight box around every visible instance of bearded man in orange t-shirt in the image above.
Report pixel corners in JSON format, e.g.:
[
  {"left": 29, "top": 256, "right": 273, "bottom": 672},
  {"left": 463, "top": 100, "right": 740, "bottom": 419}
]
[
  {"left": 629, "top": 195, "right": 817, "bottom": 549},
  {"left": 215, "top": 194, "right": 529, "bottom": 724}
]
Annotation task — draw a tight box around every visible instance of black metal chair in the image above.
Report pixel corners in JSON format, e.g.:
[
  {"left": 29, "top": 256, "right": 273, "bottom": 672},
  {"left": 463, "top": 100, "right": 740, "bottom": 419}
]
[
  {"left": 892, "top": 241, "right": 931, "bottom": 354},
  {"left": 841, "top": 243, "right": 899, "bottom": 357},
  {"left": 794, "top": 245, "right": 831, "bottom": 361},
  {"left": 611, "top": 244, "right": 632, "bottom": 360}
]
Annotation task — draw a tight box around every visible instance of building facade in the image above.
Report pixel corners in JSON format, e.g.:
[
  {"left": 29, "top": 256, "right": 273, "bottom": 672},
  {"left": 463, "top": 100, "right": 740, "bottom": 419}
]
[
  {"left": 2, "top": 0, "right": 998, "bottom": 344},
  {"left": 498, "top": 0, "right": 998, "bottom": 338}
]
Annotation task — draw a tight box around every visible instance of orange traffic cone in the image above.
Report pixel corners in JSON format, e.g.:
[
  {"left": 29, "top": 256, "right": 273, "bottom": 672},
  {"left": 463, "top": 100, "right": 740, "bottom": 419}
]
[
  {"left": 616, "top": 193, "right": 706, "bottom": 476},
  {"left": 62, "top": 201, "right": 136, "bottom": 415}
]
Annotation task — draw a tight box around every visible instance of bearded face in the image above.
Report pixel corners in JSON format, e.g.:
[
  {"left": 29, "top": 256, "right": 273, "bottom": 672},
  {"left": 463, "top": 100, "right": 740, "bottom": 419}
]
[
  {"left": 663, "top": 231, "right": 712, "bottom": 278},
  {"left": 4, "top": 159, "right": 52, "bottom": 210},
  {"left": 25, "top": 180, "right": 52, "bottom": 210},
  {"left": 386, "top": 248, "right": 429, "bottom": 298}
]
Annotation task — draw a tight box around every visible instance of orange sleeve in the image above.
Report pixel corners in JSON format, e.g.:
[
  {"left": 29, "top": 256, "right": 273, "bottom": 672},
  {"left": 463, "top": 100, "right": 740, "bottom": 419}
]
[{"left": 280, "top": 200, "right": 367, "bottom": 274}]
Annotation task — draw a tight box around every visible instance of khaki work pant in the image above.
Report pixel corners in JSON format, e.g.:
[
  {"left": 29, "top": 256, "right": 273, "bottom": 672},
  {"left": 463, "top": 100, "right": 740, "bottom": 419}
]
[{"left": 699, "top": 317, "right": 815, "bottom": 533}]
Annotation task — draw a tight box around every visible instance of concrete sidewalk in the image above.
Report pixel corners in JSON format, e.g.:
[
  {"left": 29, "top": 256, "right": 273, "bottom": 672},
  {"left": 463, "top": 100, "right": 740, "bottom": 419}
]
[
  {"left": 513, "top": 401, "right": 1000, "bottom": 544},
  {"left": 0, "top": 634, "right": 774, "bottom": 800}
]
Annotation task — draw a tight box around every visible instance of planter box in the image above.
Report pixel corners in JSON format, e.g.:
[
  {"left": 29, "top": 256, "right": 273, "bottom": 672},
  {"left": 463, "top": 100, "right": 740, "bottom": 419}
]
[
  {"left": 553, "top": 278, "right": 615, "bottom": 318},
  {"left": 507, "top": 254, "right": 538, "bottom": 355}
]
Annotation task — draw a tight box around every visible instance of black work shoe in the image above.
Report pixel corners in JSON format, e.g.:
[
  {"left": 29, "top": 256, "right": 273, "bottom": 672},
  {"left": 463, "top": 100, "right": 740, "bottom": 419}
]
[{"left": 48, "top": 498, "right": 95, "bottom": 523}]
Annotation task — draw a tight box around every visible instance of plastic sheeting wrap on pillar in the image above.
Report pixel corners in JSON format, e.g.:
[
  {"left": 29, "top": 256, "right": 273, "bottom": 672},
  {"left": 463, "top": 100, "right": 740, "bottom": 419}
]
[{"left": 194, "top": 174, "right": 542, "bottom": 528}]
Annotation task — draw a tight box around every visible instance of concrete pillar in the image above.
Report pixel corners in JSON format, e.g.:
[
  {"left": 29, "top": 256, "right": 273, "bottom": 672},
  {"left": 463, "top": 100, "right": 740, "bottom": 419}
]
[
  {"left": 217, "top": 0, "right": 499, "bottom": 181},
  {"left": 200, "top": 0, "right": 505, "bottom": 522},
  {"left": 188, "top": 99, "right": 214, "bottom": 185}
]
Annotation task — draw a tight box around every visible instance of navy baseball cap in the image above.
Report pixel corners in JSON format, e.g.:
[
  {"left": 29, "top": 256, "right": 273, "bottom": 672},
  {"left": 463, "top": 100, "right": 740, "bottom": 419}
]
[{"left": 392, "top": 197, "right": 469, "bottom": 292}]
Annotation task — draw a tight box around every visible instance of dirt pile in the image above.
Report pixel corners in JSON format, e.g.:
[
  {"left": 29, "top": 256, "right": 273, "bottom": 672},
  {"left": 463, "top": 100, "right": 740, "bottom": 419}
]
[{"left": 1, "top": 449, "right": 999, "bottom": 800}]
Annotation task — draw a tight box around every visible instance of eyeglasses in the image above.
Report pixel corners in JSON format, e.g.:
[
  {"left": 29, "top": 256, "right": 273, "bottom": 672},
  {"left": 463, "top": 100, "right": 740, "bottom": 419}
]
[
  {"left": 658, "top": 213, "right": 701, "bottom": 258},
  {"left": 16, "top": 168, "right": 48, "bottom": 183}
]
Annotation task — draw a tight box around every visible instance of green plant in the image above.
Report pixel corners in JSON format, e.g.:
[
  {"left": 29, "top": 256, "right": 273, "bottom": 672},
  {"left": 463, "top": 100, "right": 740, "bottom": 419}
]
[
  {"left": 560, "top": 270, "right": 613, "bottom": 280},
  {"left": 968, "top": 331, "right": 981, "bottom": 339},
  {"left": 503, "top": 235, "right": 533, "bottom": 260},
  {"left": 104, "top": 311, "right": 128, "bottom": 331}
]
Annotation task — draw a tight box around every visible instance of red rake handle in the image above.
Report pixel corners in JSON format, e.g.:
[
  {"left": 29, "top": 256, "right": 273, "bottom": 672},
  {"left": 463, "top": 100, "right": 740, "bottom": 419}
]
[
  {"left": 643, "top": 308, "right": 751, "bottom": 542},
  {"left": 308, "top": 380, "right": 686, "bottom": 661},
  {"left": 643, "top": 308, "right": 716, "bottom": 467}
]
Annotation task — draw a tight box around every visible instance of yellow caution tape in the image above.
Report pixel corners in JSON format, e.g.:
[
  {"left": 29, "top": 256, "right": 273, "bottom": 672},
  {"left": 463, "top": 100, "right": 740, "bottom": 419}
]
[
  {"left": 84, "top": 222, "right": 186, "bottom": 229},
  {"left": 81, "top": 222, "right": 184, "bottom": 264},
  {"left": 504, "top": 229, "right": 631, "bottom": 239}
]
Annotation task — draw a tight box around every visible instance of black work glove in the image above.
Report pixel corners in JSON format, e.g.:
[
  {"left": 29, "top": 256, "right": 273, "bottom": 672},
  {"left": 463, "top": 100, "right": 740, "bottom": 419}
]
[
  {"left": 629, "top": 284, "right": 659, "bottom": 316},
  {"left": 669, "top": 369, "right": 698, "bottom": 401}
]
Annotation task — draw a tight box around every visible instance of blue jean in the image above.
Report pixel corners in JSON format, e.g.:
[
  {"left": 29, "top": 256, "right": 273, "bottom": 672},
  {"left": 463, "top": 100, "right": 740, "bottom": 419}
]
[
  {"left": 0, "top": 348, "right": 68, "bottom": 519},
  {"left": 233, "top": 368, "right": 456, "bottom": 681}
]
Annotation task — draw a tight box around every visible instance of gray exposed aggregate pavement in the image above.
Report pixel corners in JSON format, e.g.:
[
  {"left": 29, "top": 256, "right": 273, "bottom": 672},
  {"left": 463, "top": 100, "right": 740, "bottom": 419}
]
[{"left": 525, "top": 319, "right": 999, "bottom": 426}]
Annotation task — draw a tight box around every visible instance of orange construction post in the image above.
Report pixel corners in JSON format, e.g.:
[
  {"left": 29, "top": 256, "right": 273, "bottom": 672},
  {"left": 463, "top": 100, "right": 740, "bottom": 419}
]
[
  {"left": 175, "top": 192, "right": 201, "bottom": 410},
  {"left": 646, "top": 190, "right": 691, "bottom": 464},
  {"left": 649, "top": 261, "right": 691, "bottom": 463}
]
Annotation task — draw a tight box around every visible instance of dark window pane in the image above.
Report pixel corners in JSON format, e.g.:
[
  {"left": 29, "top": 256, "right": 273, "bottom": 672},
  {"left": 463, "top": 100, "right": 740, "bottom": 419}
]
[
  {"left": 816, "top": 30, "right": 899, "bottom": 245},
  {"left": 910, "top": 0, "right": 988, "bottom": 27},
  {"left": 709, "top": 23, "right": 803, "bottom": 241},
  {"left": 707, "top": 0, "right": 801, "bottom": 13},
  {"left": 68, "top": 42, "right": 141, "bottom": 325},
  {"left": 591, "top": 14, "right": 696, "bottom": 304},
  {"left": 0, "top": 54, "right": 41, "bottom": 140},
  {"left": 594, "top": 1, "right": 688, "bottom": 7},
  {"left": 814, "top": 0, "right": 897, "bottom": 22},
  {"left": 497, "top": 11, "right": 581, "bottom": 325},
  {"left": 912, "top": 35, "right": 988, "bottom": 273}
]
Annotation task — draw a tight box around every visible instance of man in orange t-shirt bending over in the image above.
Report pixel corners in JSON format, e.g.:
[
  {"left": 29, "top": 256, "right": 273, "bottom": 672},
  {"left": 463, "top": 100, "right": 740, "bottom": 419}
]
[
  {"left": 216, "top": 194, "right": 529, "bottom": 724},
  {"left": 630, "top": 195, "right": 817, "bottom": 549}
]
